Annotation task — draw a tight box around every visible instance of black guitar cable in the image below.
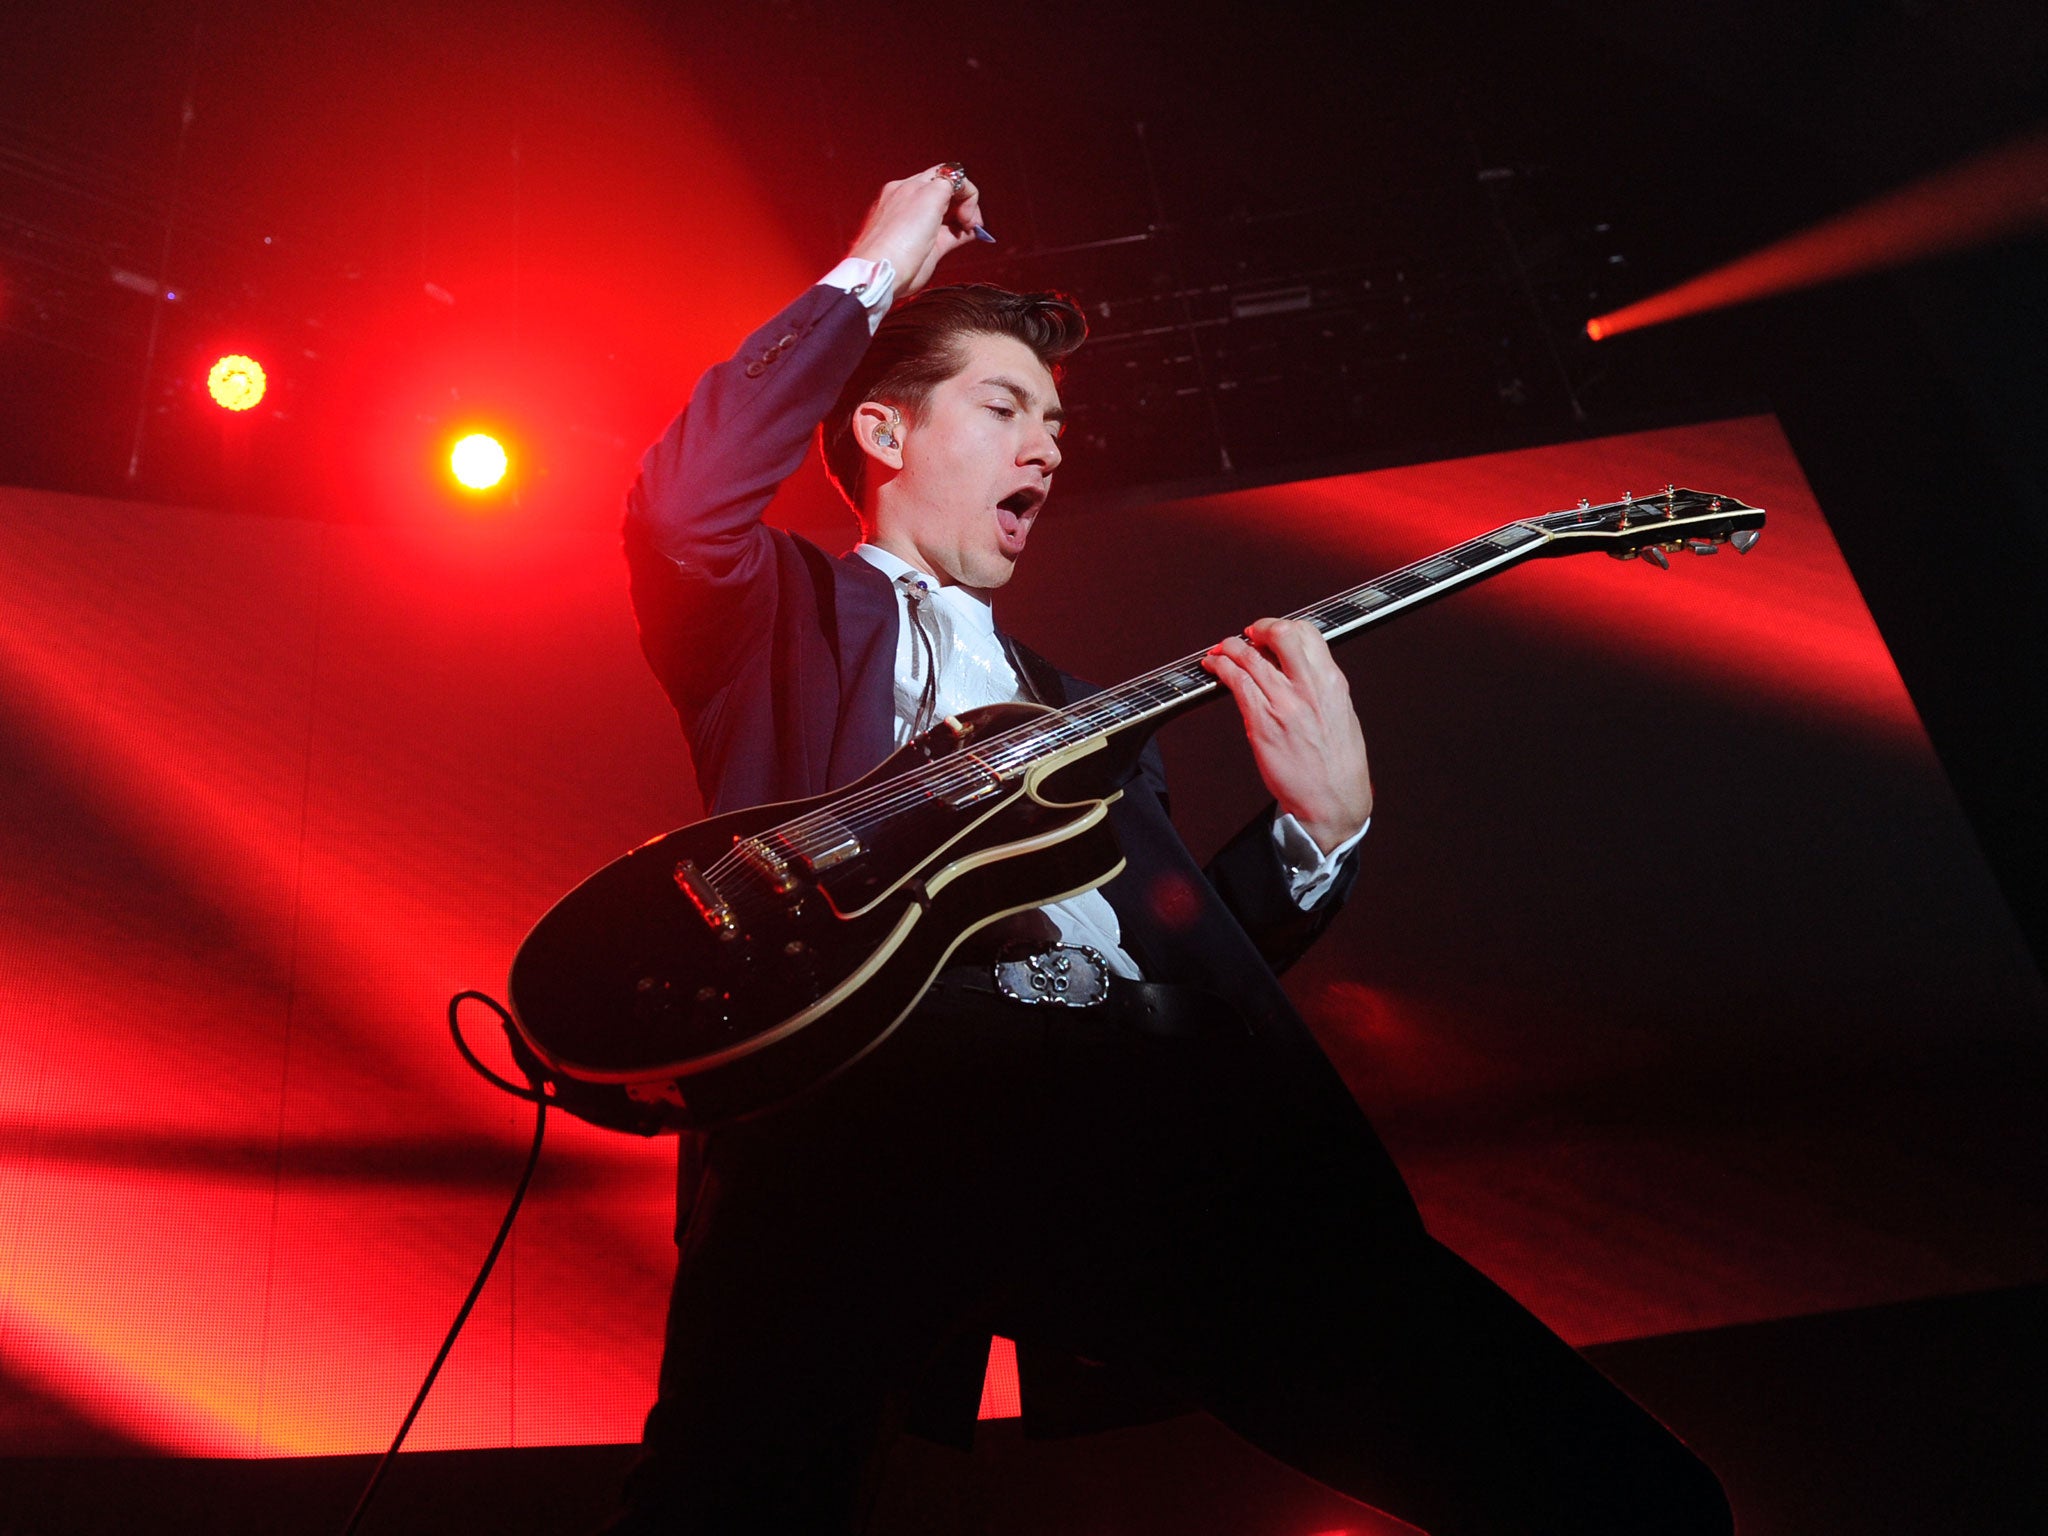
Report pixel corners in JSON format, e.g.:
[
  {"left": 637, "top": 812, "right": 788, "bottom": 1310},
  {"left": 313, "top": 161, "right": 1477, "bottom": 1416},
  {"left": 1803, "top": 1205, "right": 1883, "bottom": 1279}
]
[{"left": 338, "top": 990, "right": 549, "bottom": 1536}]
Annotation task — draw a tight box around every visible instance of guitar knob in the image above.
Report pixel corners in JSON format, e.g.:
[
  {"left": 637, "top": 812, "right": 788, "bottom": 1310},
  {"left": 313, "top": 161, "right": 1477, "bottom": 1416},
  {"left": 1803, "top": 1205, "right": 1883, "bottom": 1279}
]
[
  {"left": 1643, "top": 545, "right": 1670, "bottom": 570},
  {"left": 1730, "top": 528, "right": 1761, "bottom": 553},
  {"left": 1686, "top": 539, "right": 1719, "bottom": 556}
]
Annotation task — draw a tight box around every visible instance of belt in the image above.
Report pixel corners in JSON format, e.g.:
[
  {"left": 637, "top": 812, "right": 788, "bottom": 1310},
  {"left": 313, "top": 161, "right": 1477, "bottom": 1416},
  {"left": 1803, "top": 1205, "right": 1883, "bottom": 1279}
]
[{"left": 931, "top": 943, "right": 1246, "bottom": 1040}]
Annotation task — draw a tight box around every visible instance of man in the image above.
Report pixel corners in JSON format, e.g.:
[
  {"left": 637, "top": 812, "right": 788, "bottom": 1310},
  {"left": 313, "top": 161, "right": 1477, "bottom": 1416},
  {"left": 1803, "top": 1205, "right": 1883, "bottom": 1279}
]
[{"left": 612, "top": 165, "right": 1731, "bottom": 1534}]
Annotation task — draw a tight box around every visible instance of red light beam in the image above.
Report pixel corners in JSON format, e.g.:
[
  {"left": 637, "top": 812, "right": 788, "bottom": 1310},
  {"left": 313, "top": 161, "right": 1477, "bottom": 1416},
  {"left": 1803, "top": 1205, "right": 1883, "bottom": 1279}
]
[{"left": 1587, "top": 123, "right": 2048, "bottom": 342}]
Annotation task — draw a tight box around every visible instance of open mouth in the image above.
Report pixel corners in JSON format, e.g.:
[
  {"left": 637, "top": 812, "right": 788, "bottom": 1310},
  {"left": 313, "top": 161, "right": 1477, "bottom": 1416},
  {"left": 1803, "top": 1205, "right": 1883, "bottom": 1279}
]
[
  {"left": 995, "top": 487, "right": 1045, "bottom": 550},
  {"left": 996, "top": 487, "right": 1045, "bottom": 519}
]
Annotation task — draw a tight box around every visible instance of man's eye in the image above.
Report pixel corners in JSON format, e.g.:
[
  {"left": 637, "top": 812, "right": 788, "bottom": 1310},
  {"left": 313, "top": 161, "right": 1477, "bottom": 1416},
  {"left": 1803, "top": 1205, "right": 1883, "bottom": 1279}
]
[{"left": 987, "top": 404, "right": 1015, "bottom": 418}]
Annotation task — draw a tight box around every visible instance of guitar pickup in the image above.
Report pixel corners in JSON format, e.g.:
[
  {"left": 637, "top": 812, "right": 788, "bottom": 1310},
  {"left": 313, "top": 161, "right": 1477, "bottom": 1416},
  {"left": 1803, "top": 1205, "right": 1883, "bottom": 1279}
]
[
  {"left": 941, "top": 753, "right": 1006, "bottom": 809},
  {"left": 792, "top": 820, "right": 863, "bottom": 874},
  {"left": 673, "top": 860, "right": 738, "bottom": 938}
]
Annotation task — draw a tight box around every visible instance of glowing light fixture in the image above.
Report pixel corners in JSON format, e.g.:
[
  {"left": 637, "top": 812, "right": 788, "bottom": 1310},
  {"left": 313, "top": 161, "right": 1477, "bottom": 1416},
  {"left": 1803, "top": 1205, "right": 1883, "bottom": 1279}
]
[
  {"left": 450, "top": 433, "right": 509, "bottom": 491},
  {"left": 206, "top": 354, "right": 267, "bottom": 412},
  {"left": 1586, "top": 125, "right": 2048, "bottom": 343}
]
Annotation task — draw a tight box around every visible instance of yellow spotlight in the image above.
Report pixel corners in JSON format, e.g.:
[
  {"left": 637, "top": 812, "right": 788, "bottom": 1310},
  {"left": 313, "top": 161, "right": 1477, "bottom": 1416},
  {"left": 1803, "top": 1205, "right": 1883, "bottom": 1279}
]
[
  {"left": 450, "top": 432, "right": 509, "bottom": 490},
  {"left": 207, "top": 354, "right": 267, "bottom": 412}
]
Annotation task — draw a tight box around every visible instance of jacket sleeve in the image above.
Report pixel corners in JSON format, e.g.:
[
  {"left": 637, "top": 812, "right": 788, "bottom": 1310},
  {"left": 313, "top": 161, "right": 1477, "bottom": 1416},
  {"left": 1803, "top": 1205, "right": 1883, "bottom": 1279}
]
[
  {"left": 1128, "top": 736, "right": 1362, "bottom": 977},
  {"left": 1203, "top": 800, "right": 1361, "bottom": 975},
  {"left": 623, "top": 283, "right": 875, "bottom": 710}
]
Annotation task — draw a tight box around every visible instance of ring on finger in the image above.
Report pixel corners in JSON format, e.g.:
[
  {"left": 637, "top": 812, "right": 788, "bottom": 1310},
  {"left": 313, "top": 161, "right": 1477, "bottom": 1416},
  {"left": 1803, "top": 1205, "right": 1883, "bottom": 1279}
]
[{"left": 937, "top": 161, "right": 967, "bottom": 190}]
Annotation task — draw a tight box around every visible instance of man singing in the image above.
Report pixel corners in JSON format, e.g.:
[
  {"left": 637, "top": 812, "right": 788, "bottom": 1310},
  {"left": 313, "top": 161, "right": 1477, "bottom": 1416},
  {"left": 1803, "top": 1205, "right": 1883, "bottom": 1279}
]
[{"left": 609, "top": 163, "right": 1731, "bottom": 1535}]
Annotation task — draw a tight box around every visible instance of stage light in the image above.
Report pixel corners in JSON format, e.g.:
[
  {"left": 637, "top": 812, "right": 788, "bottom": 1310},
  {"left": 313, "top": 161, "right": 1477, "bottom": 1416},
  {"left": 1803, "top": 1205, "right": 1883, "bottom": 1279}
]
[
  {"left": 450, "top": 433, "right": 509, "bottom": 491},
  {"left": 1587, "top": 124, "right": 2048, "bottom": 342},
  {"left": 206, "top": 354, "right": 267, "bottom": 412}
]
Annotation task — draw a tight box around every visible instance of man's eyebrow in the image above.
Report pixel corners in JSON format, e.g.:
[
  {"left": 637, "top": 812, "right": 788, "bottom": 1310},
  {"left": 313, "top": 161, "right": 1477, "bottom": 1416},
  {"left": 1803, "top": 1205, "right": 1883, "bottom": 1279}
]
[{"left": 980, "top": 375, "right": 1066, "bottom": 421}]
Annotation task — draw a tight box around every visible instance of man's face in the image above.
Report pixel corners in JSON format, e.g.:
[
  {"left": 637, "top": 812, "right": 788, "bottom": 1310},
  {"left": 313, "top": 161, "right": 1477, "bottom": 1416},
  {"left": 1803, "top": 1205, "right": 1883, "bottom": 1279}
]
[{"left": 872, "top": 332, "right": 1064, "bottom": 590}]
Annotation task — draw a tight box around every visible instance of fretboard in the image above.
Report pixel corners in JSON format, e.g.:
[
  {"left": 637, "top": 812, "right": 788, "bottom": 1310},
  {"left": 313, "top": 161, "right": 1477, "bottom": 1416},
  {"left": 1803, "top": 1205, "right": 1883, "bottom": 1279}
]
[{"left": 975, "top": 517, "right": 1552, "bottom": 769}]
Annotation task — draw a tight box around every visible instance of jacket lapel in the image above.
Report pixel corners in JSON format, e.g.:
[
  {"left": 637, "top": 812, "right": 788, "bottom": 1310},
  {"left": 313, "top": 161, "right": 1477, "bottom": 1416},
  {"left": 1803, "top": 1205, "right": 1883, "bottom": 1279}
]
[{"left": 825, "top": 550, "right": 905, "bottom": 789}]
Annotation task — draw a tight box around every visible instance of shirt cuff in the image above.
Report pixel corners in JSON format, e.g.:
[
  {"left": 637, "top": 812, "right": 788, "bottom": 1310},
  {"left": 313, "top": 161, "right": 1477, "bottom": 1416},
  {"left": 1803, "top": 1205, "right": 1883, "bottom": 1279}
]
[
  {"left": 1272, "top": 812, "right": 1369, "bottom": 910},
  {"left": 820, "top": 257, "right": 897, "bottom": 335}
]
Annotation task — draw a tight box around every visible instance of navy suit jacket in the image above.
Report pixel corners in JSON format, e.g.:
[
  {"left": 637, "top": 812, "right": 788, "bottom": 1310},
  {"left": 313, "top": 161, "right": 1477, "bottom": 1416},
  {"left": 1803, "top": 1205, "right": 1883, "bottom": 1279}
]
[{"left": 623, "top": 282, "right": 1366, "bottom": 1069}]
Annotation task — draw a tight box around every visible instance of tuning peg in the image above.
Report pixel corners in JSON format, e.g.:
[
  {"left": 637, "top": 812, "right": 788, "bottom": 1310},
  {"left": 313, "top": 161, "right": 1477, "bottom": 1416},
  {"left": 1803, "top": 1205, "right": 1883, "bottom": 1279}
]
[
  {"left": 1642, "top": 545, "right": 1670, "bottom": 570},
  {"left": 1730, "top": 528, "right": 1761, "bottom": 553},
  {"left": 1686, "top": 539, "right": 1719, "bottom": 556}
]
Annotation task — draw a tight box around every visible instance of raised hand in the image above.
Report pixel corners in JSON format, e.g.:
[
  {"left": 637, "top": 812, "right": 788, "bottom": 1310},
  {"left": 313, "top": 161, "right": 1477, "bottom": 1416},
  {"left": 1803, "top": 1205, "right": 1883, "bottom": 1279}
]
[
  {"left": 847, "top": 165, "right": 986, "bottom": 304},
  {"left": 1203, "top": 617, "right": 1374, "bottom": 855}
]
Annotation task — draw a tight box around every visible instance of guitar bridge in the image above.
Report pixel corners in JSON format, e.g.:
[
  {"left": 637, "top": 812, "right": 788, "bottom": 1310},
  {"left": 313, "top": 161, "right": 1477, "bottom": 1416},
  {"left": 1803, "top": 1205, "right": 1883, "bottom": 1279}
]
[
  {"left": 734, "top": 835, "right": 804, "bottom": 896},
  {"left": 673, "top": 860, "right": 738, "bottom": 938}
]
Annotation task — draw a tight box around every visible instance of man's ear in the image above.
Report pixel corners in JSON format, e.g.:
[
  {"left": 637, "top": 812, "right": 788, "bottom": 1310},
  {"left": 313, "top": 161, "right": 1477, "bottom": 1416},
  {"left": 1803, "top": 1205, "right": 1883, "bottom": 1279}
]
[{"left": 851, "top": 400, "right": 904, "bottom": 471}]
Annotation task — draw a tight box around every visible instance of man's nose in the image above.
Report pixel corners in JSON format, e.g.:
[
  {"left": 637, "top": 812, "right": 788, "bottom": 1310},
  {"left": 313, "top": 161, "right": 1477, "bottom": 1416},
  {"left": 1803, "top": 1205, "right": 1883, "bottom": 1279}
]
[{"left": 1023, "top": 424, "right": 1062, "bottom": 473}]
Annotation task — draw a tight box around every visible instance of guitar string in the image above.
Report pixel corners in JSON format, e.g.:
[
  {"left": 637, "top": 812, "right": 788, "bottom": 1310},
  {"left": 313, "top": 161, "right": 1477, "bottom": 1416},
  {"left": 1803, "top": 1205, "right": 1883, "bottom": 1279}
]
[
  {"left": 697, "top": 524, "right": 1539, "bottom": 891},
  {"left": 725, "top": 518, "right": 1559, "bottom": 858},
  {"left": 701, "top": 497, "right": 1742, "bottom": 891},
  {"left": 703, "top": 494, "right": 1729, "bottom": 886},
  {"left": 699, "top": 555, "right": 1448, "bottom": 885},
  {"left": 699, "top": 503, "right": 1750, "bottom": 907},
  {"left": 699, "top": 498, "right": 1715, "bottom": 889}
]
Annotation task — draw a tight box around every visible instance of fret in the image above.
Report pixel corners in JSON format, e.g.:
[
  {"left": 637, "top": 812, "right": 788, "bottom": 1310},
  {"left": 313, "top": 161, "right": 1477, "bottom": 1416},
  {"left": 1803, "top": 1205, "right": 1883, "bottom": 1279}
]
[{"left": 1302, "top": 527, "right": 1532, "bottom": 634}]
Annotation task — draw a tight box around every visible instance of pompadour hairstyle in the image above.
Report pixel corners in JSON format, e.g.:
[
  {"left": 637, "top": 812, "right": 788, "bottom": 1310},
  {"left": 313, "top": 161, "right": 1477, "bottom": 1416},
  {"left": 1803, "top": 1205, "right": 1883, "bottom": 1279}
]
[{"left": 820, "top": 283, "right": 1088, "bottom": 517}]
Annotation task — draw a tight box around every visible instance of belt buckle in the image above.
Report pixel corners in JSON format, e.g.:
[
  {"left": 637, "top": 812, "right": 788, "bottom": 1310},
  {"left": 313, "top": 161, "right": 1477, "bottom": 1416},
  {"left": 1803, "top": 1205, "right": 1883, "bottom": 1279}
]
[{"left": 993, "top": 942, "right": 1111, "bottom": 1007}]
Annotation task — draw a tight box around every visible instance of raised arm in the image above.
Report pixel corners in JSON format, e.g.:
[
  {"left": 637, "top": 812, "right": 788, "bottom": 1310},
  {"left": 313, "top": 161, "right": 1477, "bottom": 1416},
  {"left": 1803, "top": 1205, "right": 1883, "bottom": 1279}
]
[{"left": 624, "top": 167, "right": 988, "bottom": 702}]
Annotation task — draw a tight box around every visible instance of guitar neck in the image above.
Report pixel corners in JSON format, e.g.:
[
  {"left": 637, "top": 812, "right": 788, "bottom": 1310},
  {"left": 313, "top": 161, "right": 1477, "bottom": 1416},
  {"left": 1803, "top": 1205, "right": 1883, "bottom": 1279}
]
[
  {"left": 1013, "top": 517, "right": 1554, "bottom": 754},
  {"left": 816, "top": 488, "right": 1760, "bottom": 817}
]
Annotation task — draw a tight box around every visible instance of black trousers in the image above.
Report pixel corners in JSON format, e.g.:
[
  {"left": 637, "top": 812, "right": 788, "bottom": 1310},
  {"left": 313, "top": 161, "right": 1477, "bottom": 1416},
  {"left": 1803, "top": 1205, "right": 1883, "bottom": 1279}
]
[{"left": 615, "top": 985, "right": 1731, "bottom": 1535}]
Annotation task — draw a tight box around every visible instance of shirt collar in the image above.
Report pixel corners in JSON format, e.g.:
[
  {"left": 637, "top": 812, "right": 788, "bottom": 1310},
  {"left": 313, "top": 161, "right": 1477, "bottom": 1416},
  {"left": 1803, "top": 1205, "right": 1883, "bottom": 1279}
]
[{"left": 852, "top": 543, "right": 998, "bottom": 635}]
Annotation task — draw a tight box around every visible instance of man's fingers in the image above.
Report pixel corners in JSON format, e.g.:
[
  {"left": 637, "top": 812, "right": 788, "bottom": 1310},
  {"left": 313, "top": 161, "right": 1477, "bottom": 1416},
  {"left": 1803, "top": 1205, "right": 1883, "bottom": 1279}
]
[
  {"left": 1211, "top": 633, "right": 1291, "bottom": 704},
  {"left": 1244, "top": 616, "right": 1336, "bottom": 683},
  {"left": 850, "top": 168, "right": 989, "bottom": 297},
  {"left": 1201, "top": 648, "right": 1274, "bottom": 722},
  {"left": 949, "top": 175, "right": 983, "bottom": 231}
]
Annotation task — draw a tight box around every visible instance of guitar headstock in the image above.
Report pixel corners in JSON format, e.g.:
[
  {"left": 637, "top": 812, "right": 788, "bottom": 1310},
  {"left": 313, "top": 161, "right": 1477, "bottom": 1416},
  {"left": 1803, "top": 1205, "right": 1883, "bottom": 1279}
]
[{"left": 1528, "top": 487, "right": 1765, "bottom": 568}]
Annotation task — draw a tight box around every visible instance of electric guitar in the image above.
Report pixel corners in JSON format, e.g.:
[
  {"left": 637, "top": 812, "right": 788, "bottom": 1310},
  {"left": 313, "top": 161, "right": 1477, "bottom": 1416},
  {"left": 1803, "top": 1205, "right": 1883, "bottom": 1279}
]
[{"left": 507, "top": 487, "right": 1764, "bottom": 1129}]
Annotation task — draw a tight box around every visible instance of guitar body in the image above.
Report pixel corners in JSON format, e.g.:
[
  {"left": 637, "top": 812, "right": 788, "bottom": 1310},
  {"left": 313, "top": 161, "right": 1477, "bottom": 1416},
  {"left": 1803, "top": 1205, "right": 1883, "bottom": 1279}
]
[
  {"left": 505, "top": 489, "right": 1766, "bottom": 1132},
  {"left": 507, "top": 702, "right": 1127, "bottom": 1126}
]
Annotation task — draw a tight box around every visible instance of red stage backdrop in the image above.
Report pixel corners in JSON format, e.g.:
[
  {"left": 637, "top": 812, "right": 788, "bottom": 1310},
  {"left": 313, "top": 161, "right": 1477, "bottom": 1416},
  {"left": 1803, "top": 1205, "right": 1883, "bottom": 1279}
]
[{"left": 2, "top": 414, "right": 2043, "bottom": 1456}]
